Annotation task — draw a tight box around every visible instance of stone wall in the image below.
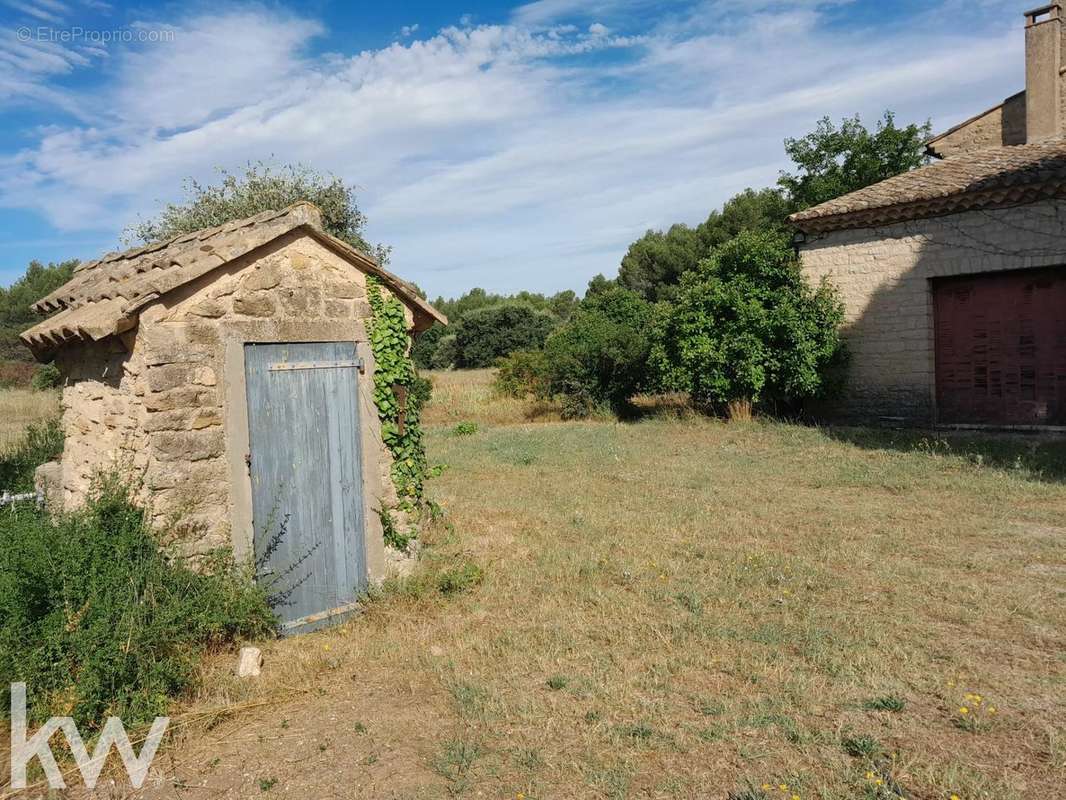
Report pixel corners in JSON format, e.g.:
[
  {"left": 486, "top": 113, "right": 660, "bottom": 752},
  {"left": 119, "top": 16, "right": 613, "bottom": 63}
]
[
  {"left": 928, "top": 93, "right": 1026, "bottom": 159},
  {"left": 798, "top": 200, "right": 1066, "bottom": 424},
  {"left": 55, "top": 231, "right": 408, "bottom": 573}
]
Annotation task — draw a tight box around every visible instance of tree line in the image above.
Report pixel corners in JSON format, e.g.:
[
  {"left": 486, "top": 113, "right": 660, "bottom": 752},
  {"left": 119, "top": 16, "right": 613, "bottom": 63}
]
[
  {"left": 1, "top": 111, "right": 929, "bottom": 414},
  {"left": 420, "top": 111, "right": 931, "bottom": 418}
]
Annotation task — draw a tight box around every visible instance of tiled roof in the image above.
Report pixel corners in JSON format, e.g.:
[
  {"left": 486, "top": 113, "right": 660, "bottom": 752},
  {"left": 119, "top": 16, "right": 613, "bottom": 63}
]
[
  {"left": 789, "top": 140, "right": 1066, "bottom": 233},
  {"left": 22, "top": 202, "right": 445, "bottom": 353}
]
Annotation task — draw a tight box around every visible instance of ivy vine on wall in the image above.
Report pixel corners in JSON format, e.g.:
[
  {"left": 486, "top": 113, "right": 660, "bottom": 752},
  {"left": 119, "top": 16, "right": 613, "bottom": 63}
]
[{"left": 365, "top": 277, "right": 430, "bottom": 546}]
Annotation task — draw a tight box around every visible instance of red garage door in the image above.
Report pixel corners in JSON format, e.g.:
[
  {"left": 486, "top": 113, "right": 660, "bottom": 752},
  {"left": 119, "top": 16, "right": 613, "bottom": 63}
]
[{"left": 934, "top": 268, "right": 1066, "bottom": 426}]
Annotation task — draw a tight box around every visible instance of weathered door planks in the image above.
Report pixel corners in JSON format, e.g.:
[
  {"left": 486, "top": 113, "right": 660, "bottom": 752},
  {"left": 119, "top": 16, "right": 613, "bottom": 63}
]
[{"left": 244, "top": 342, "right": 367, "bottom": 634}]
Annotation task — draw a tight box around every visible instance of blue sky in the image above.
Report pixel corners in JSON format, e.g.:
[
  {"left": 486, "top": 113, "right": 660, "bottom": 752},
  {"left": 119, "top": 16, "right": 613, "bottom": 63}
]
[{"left": 0, "top": 0, "right": 1023, "bottom": 297}]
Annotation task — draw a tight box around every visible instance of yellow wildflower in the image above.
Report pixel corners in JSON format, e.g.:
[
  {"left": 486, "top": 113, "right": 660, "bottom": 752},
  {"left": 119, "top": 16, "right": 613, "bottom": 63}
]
[{"left": 958, "top": 706, "right": 969, "bottom": 714}]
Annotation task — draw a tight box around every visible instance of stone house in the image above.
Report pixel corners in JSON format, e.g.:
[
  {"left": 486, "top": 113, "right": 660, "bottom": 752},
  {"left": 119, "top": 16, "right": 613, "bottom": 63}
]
[
  {"left": 22, "top": 201, "right": 445, "bottom": 633},
  {"left": 790, "top": 4, "right": 1066, "bottom": 428}
]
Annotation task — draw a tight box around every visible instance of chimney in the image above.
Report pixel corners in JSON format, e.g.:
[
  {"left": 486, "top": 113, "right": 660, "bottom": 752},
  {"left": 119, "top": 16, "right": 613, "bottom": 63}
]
[{"left": 1025, "top": 3, "right": 1065, "bottom": 142}]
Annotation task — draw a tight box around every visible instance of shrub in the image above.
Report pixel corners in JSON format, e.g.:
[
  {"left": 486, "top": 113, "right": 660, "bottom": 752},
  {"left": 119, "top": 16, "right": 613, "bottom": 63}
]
[
  {"left": 650, "top": 231, "right": 846, "bottom": 415},
  {"left": 541, "top": 287, "right": 655, "bottom": 416},
  {"left": 453, "top": 303, "right": 557, "bottom": 369},
  {"left": 430, "top": 334, "right": 459, "bottom": 370},
  {"left": 30, "top": 363, "right": 61, "bottom": 391},
  {"left": 0, "top": 479, "right": 275, "bottom": 730},
  {"left": 493, "top": 349, "right": 550, "bottom": 399},
  {"left": 411, "top": 323, "right": 447, "bottom": 370},
  {"left": 451, "top": 421, "right": 478, "bottom": 436},
  {"left": 0, "top": 418, "right": 64, "bottom": 493},
  {"left": 409, "top": 373, "right": 433, "bottom": 409}
]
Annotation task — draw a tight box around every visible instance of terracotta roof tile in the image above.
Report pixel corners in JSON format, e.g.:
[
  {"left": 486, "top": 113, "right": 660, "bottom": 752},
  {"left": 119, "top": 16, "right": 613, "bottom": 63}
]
[
  {"left": 789, "top": 140, "right": 1066, "bottom": 233},
  {"left": 22, "top": 202, "right": 445, "bottom": 354}
]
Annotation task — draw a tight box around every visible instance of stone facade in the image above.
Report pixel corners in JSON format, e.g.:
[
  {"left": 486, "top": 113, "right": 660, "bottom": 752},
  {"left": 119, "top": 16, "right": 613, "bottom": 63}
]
[
  {"left": 52, "top": 231, "right": 412, "bottom": 575},
  {"left": 798, "top": 199, "right": 1066, "bottom": 424},
  {"left": 927, "top": 93, "right": 1026, "bottom": 159}
]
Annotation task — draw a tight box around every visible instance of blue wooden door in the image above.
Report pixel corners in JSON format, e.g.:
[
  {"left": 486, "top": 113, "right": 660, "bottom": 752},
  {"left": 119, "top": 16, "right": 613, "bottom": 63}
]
[{"left": 244, "top": 342, "right": 366, "bottom": 634}]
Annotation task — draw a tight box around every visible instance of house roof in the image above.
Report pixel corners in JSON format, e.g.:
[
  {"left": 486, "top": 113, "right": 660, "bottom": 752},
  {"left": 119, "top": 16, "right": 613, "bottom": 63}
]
[
  {"left": 788, "top": 140, "right": 1066, "bottom": 234},
  {"left": 22, "top": 202, "right": 446, "bottom": 354}
]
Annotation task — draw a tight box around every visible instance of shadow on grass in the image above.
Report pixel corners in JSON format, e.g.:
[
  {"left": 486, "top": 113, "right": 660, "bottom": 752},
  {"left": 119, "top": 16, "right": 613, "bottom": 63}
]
[{"left": 821, "top": 426, "right": 1066, "bottom": 485}]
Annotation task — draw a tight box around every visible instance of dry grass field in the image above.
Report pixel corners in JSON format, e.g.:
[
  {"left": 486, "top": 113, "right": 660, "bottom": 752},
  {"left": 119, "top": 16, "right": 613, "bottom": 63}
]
[
  {"left": 0, "top": 388, "right": 59, "bottom": 454},
  {"left": 4, "top": 372, "right": 1065, "bottom": 800}
]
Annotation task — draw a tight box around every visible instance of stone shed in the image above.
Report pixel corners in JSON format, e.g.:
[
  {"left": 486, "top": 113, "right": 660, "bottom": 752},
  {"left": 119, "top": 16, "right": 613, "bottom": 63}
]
[{"left": 21, "top": 202, "right": 445, "bottom": 632}]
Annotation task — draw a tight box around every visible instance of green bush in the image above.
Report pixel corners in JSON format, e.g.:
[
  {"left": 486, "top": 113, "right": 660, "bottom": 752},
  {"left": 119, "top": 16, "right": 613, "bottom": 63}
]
[
  {"left": 451, "top": 421, "right": 478, "bottom": 436},
  {"left": 0, "top": 418, "right": 64, "bottom": 493},
  {"left": 493, "top": 349, "right": 550, "bottom": 399},
  {"left": 430, "top": 334, "right": 459, "bottom": 370},
  {"left": 30, "top": 363, "right": 61, "bottom": 391},
  {"left": 411, "top": 323, "right": 447, "bottom": 370},
  {"left": 541, "top": 287, "right": 655, "bottom": 417},
  {"left": 453, "top": 303, "right": 557, "bottom": 369},
  {"left": 650, "top": 231, "right": 846, "bottom": 413},
  {"left": 0, "top": 479, "right": 275, "bottom": 730}
]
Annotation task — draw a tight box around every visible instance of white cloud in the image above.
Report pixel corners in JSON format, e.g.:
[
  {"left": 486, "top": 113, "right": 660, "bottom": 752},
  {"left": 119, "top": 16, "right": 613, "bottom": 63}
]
[
  {"left": 0, "top": 2, "right": 1025, "bottom": 296},
  {"left": 400, "top": 23, "right": 420, "bottom": 37}
]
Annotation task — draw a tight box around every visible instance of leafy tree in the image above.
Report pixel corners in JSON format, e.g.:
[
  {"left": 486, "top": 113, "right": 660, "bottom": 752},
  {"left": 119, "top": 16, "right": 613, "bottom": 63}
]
[
  {"left": 779, "top": 111, "right": 932, "bottom": 210},
  {"left": 411, "top": 323, "right": 447, "bottom": 370},
  {"left": 585, "top": 273, "right": 616, "bottom": 297},
  {"left": 617, "top": 188, "right": 791, "bottom": 302},
  {"left": 125, "top": 162, "right": 388, "bottom": 262},
  {"left": 419, "top": 287, "right": 577, "bottom": 368},
  {"left": 542, "top": 287, "right": 656, "bottom": 416},
  {"left": 453, "top": 303, "right": 557, "bottom": 368},
  {"left": 650, "top": 231, "right": 845, "bottom": 415},
  {"left": 698, "top": 188, "right": 793, "bottom": 249},
  {"left": 0, "top": 260, "right": 78, "bottom": 362},
  {"left": 430, "top": 334, "right": 459, "bottom": 370},
  {"left": 617, "top": 223, "right": 702, "bottom": 303}
]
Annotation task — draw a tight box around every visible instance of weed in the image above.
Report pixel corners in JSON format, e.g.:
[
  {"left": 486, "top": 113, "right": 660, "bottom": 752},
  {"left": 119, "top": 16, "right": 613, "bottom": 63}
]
[
  {"left": 546, "top": 674, "right": 569, "bottom": 691},
  {"left": 353, "top": 721, "right": 367, "bottom": 734},
  {"left": 696, "top": 698, "right": 725, "bottom": 716},
  {"left": 864, "top": 695, "right": 906, "bottom": 713},
  {"left": 617, "top": 722, "right": 654, "bottom": 741},
  {"left": 697, "top": 725, "right": 724, "bottom": 742},
  {"left": 436, "top": 560, "right": 484, "bottom": 595},
  {"left": 676, "top": 591, "right": 704, "bottom": 615},
  {"left": 726, "top": 784, "right": 769, "bottom": 800},
  {"left": 514, "top": 747, "right": 544, "bottom": 770},
  {"left": 30, "top": 363, "right": 61, "bottom": 391},
  {"left": 432, "top": 738, "right": 482, "bottom": 787},
  {"left": 452, "top": 421, "right": 479, "bottom": 436},
  {"left": 258, "top": 777, "right": 278, "bottom": 792},
  {"left": 378, "top": 506, "right": 414, "bottom": 552},
  {"left": 842, "top": 733, "right": 883, "bottom": 760},
  {"left": 448, "top": 679, "right": 489, "bottom": 718},
  {"left": 0, "top": 478, "right": 274, "bottom": 730}
]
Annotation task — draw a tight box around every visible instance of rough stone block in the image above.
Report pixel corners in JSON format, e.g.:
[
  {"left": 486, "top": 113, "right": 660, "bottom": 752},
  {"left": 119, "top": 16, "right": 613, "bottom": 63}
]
[
  {"left": 278, "top": 287, "right": 322, "bottom": 316},
  {"left": 242, "top": 263, "right": 281, "bottom": 291},
  {"left": 233, "top": 292, "right": 276, "bottom": 317},
  {"left": 146, "top": 365, "right": 193, "bottom": 393},
  {"left": 152, "top": 430, "right": 224, "bottom": 462}
]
